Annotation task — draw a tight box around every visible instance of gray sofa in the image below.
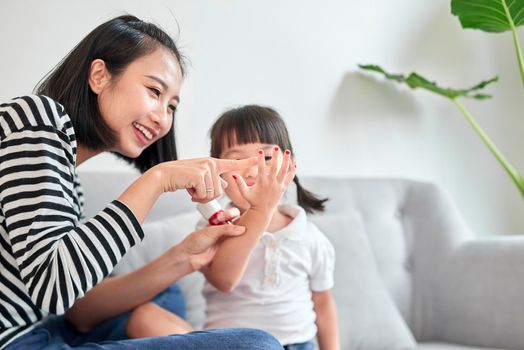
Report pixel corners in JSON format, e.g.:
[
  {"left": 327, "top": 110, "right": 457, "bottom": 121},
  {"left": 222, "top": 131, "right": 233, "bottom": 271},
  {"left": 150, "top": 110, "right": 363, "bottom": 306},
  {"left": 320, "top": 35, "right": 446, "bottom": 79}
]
[{"left": 78, "top": 169, "right": 524, "bottom": 350}]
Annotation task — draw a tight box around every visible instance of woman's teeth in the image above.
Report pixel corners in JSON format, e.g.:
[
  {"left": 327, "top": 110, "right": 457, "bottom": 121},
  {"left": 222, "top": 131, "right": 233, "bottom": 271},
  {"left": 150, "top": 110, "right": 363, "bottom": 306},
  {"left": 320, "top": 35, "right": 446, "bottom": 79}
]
[{"left": 133, "top": 122, "right": 153, "bottom": 140}]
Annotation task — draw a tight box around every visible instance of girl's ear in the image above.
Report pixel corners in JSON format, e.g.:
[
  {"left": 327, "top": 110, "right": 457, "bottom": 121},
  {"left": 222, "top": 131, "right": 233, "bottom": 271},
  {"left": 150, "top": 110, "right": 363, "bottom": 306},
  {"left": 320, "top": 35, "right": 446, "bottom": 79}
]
[{"left": 88, "top": 59, "right": 111, "bottom": 95}]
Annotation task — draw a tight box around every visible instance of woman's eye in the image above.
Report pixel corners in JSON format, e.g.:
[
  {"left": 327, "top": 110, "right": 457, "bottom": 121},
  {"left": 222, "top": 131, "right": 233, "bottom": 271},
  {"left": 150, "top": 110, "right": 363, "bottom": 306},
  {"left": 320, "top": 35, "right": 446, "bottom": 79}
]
[
  {"left": 149, "top": 87, "right": 161, "bottom": 97},
  {"left": 264, "top": 156, "right": 272, "bottom": 162}
]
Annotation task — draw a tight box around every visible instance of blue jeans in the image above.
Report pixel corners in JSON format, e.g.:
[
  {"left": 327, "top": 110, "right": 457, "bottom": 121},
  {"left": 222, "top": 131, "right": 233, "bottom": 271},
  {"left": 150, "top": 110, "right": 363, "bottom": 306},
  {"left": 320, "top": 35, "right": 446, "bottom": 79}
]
[
  {"left": 284, "top": 340, "right": 315, "bottom": 350},
  {"left": 5, "top": 284, "right": 282, "bottom": 350}
]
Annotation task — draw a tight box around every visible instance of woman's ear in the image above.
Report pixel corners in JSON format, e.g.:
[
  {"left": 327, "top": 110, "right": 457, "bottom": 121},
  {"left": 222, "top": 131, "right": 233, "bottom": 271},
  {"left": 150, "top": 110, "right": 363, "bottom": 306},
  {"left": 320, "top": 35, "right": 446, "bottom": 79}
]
[{"left": 88, "top": 59, "right": 111, "bottom": 94}]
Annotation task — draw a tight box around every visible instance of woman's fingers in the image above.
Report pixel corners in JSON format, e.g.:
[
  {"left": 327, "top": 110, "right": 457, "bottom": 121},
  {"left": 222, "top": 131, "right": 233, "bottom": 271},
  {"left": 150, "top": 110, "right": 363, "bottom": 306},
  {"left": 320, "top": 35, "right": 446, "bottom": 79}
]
[
  {"left": 213, "top": 162, "right": 224, "bottom": 198},
  {"left": 186, "top": 187, "right": 196, "bottom": 197},
  {"left": 203, "top": 168, "right": 215, "bottom": 200},
  {"left": 183, "top": 224, "right": 246, "bottom": 255},
  {"left": 215, "top": 156, "right": 258, "bottom": 175},
  {"left": 190, "top": 157, "right": 255, "bottom": 201},
  {"left": 186, "top": 160, "right": 222, "bottom": 202},
  {"left": 164, "top": 157, "right": 254, "bottom": 197},
  {"left": 189, "top": 171, "right": 208, "bottom": 200},
  {"left": 203, "top": 224, "right": 246, "bottom": 243},
  {"left": 198, "top": 160, "right": 221, "bottom": 201}
]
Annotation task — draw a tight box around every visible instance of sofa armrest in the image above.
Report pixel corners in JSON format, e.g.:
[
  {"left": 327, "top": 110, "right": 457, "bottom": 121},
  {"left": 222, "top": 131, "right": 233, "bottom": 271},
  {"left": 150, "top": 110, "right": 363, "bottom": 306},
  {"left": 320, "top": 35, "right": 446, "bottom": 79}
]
[{"left": 428, "top": 236, "right": 524, "bottom": 349}]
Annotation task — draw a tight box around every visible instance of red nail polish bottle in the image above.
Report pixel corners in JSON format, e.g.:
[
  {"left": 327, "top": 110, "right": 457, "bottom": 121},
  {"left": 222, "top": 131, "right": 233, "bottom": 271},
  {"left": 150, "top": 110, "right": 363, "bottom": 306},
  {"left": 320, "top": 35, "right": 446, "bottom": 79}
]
[{"left": 197, "top": 200, "right": 231, "bottom": 225}]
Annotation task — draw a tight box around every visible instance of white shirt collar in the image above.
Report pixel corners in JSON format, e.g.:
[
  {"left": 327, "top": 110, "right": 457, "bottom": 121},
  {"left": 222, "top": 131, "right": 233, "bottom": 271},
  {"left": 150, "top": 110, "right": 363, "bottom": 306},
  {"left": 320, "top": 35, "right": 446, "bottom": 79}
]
[{"left": 262, "top": 204, "right": 307, "bottom": 242}]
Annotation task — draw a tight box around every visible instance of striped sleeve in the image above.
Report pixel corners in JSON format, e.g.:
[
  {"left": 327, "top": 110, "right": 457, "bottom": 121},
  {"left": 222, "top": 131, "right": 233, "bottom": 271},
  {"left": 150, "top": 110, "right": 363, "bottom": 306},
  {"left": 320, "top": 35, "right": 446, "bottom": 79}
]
[{"left": 0, "top": 126, "right": 144, "bottom": 314}]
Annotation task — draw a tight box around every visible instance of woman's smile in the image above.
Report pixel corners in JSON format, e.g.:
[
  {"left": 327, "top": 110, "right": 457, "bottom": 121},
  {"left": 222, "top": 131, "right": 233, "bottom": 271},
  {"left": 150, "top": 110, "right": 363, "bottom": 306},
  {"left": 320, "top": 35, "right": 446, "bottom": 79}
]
[{"left": 132, "top": 121, "right": 155, "bottom": 145}]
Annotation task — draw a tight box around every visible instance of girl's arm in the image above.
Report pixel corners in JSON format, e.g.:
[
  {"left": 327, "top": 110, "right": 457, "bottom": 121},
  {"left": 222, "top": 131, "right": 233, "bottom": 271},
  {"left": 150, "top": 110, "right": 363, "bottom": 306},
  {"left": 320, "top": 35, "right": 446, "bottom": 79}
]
[
  {"left": 313, "top": 290, "right": 340, "bottom": 350},
  {"left": 203, "top": 207, "right": 272, "bottom": 292},
  {"left": 204, "top": 148, "right": 295, "bottom": 292}
]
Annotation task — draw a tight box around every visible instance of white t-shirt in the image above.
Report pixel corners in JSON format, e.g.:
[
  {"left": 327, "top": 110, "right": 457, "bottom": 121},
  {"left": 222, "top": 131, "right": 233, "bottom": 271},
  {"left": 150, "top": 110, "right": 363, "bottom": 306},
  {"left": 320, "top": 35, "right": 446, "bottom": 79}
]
[{"left": 202, "top": 205, "right": 335, "bottom": 345}]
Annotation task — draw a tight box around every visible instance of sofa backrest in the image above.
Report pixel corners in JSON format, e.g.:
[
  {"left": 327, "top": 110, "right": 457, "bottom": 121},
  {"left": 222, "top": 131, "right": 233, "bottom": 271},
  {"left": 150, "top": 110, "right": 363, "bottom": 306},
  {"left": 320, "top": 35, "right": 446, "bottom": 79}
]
[
  {"left": 78, "top": 169, "right": 473, "bottom": 340},
  {"left": 78, "top": 168, "right": 196, "bottom": 221},
  {"left": 303, "top": 177, "right": 419, "bottom": 322},
  {"left": 300, "top": 177, "right": 473, "bottom": 338}
]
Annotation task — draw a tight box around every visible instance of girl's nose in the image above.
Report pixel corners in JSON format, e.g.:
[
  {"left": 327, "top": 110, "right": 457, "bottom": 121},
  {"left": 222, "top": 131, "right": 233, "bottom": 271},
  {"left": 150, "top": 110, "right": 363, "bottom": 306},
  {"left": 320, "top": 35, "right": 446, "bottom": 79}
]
[{"left": 243, "top": 163, "right": 258, "bottom": 183}]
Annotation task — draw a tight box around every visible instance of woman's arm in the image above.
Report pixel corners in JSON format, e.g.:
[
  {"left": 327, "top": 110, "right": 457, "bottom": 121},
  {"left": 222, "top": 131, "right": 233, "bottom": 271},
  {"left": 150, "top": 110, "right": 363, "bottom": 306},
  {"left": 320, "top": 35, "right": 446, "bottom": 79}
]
[
  {"left": 66, "top": 223, "right": 246, "bottom": 331},
  {"left": 203, "top": 148, "right": 295, "bottom": 292},
  {"left": 66, "top": 157, "right": 257, "bottom": 327},
  {"left": 118, "top": 157, "right": 257, "bottom": 223},
  {"left": 1, "top": 96, "right": 258, "bottom": 319},
  {"left": 65, "top": 243, "right": 190, "bottom": 332},
  {"left": 313, "top": 290, "right": 340, "bottom": 350}
]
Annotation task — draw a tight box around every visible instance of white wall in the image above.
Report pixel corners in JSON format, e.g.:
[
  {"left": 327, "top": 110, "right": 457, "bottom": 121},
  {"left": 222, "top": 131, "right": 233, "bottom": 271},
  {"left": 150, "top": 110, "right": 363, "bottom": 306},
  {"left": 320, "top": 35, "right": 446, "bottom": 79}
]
[{"left": 2, "top": 0, "right": 524, "bottom": 235}]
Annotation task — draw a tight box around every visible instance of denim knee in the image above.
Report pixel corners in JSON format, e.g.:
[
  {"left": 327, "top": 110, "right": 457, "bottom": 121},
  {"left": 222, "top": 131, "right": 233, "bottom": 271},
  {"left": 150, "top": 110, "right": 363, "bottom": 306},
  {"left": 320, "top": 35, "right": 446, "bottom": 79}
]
[
  {"left": 230, "top": 328, "right": 283, "bottom": 350},
  {"left": 151, "top": 283, "right": 186, "bottom": 318}
]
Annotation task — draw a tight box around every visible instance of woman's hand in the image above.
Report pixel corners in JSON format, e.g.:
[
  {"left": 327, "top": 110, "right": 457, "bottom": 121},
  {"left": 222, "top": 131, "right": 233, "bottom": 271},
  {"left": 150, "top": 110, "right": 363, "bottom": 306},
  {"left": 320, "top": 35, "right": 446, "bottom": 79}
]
[
  {"left": 231, "top": 146, "right": 296, "bottom": 213},
  {"left": 153, "top": 157, "right": 257, "bottom": 202},
  {"left": 178, "top": 224, "right": 246, "bottom": 271}
]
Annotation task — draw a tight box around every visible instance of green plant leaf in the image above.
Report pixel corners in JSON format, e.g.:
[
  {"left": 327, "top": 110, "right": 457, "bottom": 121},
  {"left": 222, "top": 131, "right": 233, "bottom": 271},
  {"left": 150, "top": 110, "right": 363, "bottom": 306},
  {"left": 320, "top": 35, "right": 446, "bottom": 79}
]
[
  {"left": 517, "top": 174, "right": 524, "bottom": 197},
  {"left": 451, "top": 0, "right": 524, "bottom": 33},
  {"left": 359, "top": 64, "right": 498, "bottom": 100}
]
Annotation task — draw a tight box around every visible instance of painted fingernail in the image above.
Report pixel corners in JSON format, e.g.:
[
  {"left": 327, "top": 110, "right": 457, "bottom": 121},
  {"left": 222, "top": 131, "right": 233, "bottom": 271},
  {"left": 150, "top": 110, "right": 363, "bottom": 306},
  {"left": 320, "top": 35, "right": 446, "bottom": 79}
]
[
  {"left": 258, "top": 150, "right": 263, "bottom": 155},
  {"left": 285, "top": 150, "right": 290, "bottom": 155},
  {"left": 232, "top": 175, "right": 237, "bottom": 180},
  {"left": 274, "top": 146, "right": 279, "bottom": 151}
]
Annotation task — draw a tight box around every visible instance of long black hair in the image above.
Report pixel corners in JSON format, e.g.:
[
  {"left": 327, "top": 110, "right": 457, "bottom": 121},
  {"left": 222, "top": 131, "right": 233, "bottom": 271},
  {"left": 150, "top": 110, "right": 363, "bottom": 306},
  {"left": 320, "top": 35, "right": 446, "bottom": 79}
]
[
  {"left": 35, "top": 15, "right": 185, "bottom": 173},
  {"left": 210, "top": 105, "right": 328, "bottom": 214}
]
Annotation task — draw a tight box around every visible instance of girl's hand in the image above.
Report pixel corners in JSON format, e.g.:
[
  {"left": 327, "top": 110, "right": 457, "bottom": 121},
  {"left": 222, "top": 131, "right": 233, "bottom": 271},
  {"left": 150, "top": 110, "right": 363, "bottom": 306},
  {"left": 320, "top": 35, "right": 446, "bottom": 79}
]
[
  {"left": 178, "top": 224, "right": 246, "bottom": 271},
  {"left": 153, "top": 157, "right": 257, "bottom": 202},
  {"left": 230, "top": 146, "right": 296, "bottom": 213}
]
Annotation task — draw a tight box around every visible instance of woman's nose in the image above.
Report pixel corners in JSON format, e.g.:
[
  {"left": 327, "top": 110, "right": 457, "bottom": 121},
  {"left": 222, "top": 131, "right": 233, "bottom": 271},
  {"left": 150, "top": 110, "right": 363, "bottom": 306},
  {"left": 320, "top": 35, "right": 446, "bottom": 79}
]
[{"left": 150, "top": 110, "right": 172, "bottom": 134}]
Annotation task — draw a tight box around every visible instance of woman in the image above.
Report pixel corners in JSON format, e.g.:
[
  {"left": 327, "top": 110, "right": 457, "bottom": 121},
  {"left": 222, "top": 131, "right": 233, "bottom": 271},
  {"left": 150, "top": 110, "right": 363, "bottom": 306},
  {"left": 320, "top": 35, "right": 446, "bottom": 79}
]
[{"left": 0, "top": 15, "right": 287, "bottom": 349}]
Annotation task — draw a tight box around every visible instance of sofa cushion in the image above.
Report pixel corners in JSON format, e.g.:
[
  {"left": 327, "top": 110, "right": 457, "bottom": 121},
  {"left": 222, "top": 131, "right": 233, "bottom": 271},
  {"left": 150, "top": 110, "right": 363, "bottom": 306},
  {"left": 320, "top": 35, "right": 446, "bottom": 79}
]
[{"left": 310, "top": 211, "right": 416, "bottom": 350}]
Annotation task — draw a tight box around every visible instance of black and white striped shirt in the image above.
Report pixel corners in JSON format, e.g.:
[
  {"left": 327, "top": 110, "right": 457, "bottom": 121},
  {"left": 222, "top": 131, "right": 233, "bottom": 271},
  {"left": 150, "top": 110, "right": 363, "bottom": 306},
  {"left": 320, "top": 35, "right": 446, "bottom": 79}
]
[{"left": 0, "top": 95, "right": 144, "bottom": 349}]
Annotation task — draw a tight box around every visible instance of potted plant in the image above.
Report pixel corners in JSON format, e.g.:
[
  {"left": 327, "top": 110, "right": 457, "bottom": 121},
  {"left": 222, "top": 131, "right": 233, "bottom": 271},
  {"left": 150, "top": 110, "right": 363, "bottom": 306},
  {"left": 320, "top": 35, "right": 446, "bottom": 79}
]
[{"left": 360, "top": 0, "right": 524, "bottom": 197}]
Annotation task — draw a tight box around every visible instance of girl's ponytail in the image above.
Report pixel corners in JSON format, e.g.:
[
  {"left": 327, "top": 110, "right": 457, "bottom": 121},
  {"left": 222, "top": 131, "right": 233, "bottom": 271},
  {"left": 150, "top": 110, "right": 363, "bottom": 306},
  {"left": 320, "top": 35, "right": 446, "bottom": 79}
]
[{"left": 293, "top": 176, "right": 328, "bottom": 214}]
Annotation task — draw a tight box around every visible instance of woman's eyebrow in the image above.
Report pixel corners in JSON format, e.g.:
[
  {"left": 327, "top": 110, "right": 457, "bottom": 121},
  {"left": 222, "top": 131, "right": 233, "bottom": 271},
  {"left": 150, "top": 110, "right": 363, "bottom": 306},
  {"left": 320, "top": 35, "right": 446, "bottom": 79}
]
[{"left": 144, "top": 75, "right": 180, "bottom": 103}]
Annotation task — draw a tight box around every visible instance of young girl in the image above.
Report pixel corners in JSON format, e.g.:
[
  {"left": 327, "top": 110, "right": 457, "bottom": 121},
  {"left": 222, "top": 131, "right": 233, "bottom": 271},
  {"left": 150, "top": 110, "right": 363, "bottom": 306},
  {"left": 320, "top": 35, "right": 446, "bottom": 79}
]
[
  {"left": 1, "top": 15, "right": 285, "bottom": 350},
  {"left": 127, "top": 105, "right": 340, "bottom": 350}
]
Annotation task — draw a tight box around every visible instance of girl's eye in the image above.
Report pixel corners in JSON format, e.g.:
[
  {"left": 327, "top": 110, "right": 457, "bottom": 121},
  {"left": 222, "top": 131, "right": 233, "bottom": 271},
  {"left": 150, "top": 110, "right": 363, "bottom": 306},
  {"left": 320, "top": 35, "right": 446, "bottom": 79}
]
[
  {"left": 264, "top": 156, "right": 272, "bottom": 162},
  {"left": 149, "top": 87, "right": 161, "bottom": 97},
  {"left": 168, "top": 105, "right": 177, "bottom": 113}
]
